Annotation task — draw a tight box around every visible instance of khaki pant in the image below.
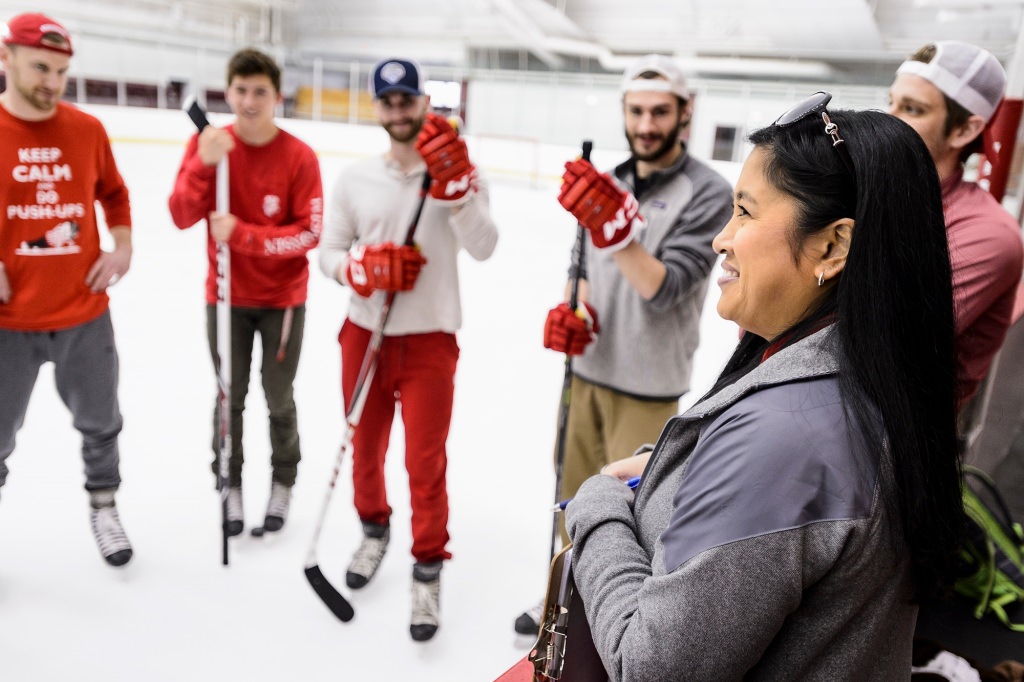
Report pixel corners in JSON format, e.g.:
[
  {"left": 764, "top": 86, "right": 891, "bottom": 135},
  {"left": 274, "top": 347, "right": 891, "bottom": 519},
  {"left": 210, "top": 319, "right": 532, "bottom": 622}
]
[{"left": 556, "top": 375, "right": 678, "bottom": 544}]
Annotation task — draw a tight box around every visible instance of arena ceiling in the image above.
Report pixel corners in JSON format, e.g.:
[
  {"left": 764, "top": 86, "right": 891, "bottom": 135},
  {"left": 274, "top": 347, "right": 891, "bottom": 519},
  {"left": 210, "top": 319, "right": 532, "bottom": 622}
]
[{"left": 5, "top": 0, "right": 1022, "bottom": 83}]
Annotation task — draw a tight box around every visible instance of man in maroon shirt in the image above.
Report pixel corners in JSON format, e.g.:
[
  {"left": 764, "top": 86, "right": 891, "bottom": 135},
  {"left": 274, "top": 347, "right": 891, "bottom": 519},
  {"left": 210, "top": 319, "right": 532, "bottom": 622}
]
[{"left": 889, "top": 41, "right": 1023, "bottom": 412}]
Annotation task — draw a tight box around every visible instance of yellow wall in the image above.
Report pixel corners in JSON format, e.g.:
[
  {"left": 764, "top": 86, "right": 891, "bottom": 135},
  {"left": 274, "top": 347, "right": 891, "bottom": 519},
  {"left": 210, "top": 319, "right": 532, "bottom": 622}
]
[{"left": 294, "top": 87, "right": 376, "bottom": 122}]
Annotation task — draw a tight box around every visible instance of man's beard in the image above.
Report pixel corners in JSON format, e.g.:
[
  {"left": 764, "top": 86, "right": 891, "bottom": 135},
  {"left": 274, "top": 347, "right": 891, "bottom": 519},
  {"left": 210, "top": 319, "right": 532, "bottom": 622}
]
[
  {"left": 384, "top": 116, "right": 425, "bottom": 143},
  {"left": 626, "top": 119, "right": 683, "bottom": 163},
  {"left": 18, "top": 84, "right": 60, "bottom": 113}
]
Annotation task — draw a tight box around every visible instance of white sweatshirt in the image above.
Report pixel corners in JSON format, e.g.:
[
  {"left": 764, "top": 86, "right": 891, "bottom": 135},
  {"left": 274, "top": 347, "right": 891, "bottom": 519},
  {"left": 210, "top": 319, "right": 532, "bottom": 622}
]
[{"left": 319, "top": 155, "right": 498, "bottom": 335}]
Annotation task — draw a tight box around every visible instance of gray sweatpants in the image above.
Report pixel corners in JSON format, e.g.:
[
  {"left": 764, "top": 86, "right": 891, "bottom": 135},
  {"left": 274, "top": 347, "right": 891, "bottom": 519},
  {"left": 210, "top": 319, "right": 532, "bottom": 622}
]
[{"left": 0, "top": 310, "right": 123, "bottom": 493}]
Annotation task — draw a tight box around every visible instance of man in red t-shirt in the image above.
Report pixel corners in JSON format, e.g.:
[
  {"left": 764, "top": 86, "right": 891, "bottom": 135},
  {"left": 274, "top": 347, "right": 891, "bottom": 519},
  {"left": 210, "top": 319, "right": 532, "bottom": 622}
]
[
  {"left": 169, "top": 49, "right": 322, "bottom": 537},
  {"left": 0, "top": 13, "right": 134, "bottom": 567}
]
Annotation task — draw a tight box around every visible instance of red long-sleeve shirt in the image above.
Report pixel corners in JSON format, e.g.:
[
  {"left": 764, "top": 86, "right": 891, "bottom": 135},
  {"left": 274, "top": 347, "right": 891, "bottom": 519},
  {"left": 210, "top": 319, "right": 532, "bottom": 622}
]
[
  {"left": 168, "top": 125, "right": 322, "bottom": 308},
  {"left": 0, "top": 102, "right": 131, "bottom": 331}
]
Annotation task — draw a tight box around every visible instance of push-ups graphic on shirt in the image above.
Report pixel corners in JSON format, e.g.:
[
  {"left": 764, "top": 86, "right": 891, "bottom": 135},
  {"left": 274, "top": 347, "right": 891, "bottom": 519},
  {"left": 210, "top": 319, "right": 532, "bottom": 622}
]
[{"left": 15, "top": 220, "right": 81, "bottom": 255}]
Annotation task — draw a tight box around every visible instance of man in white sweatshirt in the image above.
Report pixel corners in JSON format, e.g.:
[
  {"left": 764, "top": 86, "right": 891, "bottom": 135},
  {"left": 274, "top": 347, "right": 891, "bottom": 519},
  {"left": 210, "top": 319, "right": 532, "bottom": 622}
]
[{"left": 318, "top": 57, "right": 498, "bottom": 642}]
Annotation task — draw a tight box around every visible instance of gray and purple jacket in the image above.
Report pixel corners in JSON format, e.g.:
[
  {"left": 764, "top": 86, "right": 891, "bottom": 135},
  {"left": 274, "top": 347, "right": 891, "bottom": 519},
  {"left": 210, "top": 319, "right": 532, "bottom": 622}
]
[{"left": 566, "top": 327, "right": 915, "bottom": 681}]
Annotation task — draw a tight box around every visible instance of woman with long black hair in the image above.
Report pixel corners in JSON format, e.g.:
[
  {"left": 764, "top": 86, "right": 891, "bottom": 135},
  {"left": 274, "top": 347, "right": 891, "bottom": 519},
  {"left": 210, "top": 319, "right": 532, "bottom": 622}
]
[{"left": 566, "top": 94, "right": 962, "bottom": 681}]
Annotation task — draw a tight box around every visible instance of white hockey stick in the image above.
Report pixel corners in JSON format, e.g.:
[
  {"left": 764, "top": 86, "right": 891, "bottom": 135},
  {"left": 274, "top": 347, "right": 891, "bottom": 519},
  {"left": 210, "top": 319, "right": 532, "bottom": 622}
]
[{"left": 184, "top": 96, "right": 233, "bottom": 566}]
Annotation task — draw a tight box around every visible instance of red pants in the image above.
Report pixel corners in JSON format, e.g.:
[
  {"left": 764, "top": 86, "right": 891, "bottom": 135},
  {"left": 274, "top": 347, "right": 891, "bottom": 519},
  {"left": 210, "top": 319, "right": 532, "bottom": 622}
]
[{"left": 340, "top": 319, "right": 459, "bottom": 564}]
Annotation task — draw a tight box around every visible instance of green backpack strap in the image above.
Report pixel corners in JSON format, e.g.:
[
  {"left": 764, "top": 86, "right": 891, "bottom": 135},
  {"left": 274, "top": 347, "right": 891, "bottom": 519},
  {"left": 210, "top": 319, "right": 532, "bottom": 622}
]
[{"left": 956, "top": 465, "right": 1024, "bottom": 631}]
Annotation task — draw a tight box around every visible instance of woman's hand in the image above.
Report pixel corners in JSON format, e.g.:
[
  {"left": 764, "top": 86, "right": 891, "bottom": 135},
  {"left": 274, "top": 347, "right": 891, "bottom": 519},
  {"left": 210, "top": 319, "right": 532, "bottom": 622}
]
[{"left": 601, "top": 450, "right": 651, "bottom": 481}]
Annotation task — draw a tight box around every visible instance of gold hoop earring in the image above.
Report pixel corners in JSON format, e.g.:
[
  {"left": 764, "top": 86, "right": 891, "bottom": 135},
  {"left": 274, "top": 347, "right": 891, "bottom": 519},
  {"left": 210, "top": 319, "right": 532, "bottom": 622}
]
[{"left": 817, "top": 272, "right": 825, "bottom": 287}]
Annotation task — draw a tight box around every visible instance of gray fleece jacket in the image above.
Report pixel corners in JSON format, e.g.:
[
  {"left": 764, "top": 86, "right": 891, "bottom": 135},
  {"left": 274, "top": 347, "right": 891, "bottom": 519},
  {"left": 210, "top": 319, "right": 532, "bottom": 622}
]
[{"left": 566, "top": 328, "right": 916, "bottom": 681}]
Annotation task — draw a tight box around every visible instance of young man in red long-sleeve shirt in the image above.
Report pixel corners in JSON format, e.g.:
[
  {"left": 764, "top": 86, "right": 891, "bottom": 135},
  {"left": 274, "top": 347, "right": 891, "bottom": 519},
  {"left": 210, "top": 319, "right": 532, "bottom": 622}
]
[
  {"left": 169, "top": 48, "right": 323, "bottom": 537},
  {"left": 0, "top": 13, "right": 134, "bottom": 567}
]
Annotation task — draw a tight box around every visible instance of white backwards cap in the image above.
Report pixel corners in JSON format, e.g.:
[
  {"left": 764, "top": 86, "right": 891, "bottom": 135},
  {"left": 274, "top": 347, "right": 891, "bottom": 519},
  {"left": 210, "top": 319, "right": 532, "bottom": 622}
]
[
  {"left": 620, "top": 54, "right": 689, "bottom": 101},
  {"left": 896, "top": 41, "right": 1007, "bottom": 123}
]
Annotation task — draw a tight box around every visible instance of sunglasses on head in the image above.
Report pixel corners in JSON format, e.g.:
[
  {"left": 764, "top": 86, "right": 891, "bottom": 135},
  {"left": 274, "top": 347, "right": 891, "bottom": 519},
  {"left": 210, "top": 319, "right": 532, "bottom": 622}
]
[{"left": 774, "top": 91, "right": 856, "bottom": 179}]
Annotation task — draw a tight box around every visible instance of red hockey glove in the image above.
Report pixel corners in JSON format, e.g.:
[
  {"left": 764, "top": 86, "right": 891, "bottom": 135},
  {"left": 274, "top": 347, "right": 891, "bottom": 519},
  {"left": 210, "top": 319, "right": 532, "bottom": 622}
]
[
  {"left": 543, "top": 302, "right": 600, "bottom": 356},
  {"left": 558, "top": 159, "right": 645, "bottom": 252},
  {"left": 415, "top": 113, "right": 476, "bottom": 203},
  {"left": 345, "top": 242, "right": 427, "bottom": 297}
]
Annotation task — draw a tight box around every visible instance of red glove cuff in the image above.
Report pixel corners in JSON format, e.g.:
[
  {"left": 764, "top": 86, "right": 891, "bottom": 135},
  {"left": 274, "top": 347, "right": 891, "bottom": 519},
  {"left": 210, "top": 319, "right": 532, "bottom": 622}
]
[{"left": 345, "top": 245, "right": 374, "bottom": 297}]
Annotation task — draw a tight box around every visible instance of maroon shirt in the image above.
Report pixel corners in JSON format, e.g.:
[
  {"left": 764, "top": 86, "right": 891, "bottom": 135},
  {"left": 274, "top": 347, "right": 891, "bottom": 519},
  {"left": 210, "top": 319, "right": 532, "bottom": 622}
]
[{"left": 944, "top": 167, "right": 1023, "bottom": 404}]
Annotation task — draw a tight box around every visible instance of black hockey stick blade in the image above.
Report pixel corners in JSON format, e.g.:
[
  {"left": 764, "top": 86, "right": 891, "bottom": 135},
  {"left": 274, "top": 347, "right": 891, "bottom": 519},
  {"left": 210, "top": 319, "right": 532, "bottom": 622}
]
[
  {"left": 184, "top": 95, "right": 211, "bottom": 131},
  {"left": 305, "top": 565, "right": 355, "bottom": 622}
]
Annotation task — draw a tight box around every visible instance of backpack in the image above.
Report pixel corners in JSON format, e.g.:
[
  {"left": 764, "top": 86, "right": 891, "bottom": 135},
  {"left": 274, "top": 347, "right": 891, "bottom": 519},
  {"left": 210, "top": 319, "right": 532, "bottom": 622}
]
[{"left": 954, "top": 465, "right": 1024, "bottom": 632}]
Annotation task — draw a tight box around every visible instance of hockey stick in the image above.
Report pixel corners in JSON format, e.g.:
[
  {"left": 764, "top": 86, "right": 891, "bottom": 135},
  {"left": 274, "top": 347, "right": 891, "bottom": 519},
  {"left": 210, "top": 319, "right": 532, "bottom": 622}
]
[
  {"left": 551, "top": 140, "right": 593, "bottom": 561},
  {"left": 184, "top": 96, "right": 233, "bottom": 567},
  {"left": 304, "top": 168, "right": 434, "bottom": 623}
]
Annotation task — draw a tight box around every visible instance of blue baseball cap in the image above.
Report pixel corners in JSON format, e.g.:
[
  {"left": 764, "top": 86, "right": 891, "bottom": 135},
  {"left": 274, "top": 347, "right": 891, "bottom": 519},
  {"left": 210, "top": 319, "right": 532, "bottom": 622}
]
[{"left": 370, "top": 58, "right": 425, "bottom": 98}]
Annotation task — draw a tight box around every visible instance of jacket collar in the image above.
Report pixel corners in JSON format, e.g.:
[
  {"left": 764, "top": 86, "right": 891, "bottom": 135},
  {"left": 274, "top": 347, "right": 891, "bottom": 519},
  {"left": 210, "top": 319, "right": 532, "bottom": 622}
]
[{"left": 684, "top": 325, "right": 841, "bottom": 421}]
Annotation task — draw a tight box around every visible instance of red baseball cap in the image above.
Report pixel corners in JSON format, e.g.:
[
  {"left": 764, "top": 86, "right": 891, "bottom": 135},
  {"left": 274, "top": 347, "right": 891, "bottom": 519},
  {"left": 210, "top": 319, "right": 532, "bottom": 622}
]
[{"left": 3, "top": 13, "right": 74, "bottom": 56}]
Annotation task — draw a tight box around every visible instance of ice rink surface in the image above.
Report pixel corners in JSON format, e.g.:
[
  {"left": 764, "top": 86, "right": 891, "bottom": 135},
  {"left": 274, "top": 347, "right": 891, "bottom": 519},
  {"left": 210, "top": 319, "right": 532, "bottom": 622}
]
[{"left": 0, "top": 105, "right": 739, "bottom": 681}]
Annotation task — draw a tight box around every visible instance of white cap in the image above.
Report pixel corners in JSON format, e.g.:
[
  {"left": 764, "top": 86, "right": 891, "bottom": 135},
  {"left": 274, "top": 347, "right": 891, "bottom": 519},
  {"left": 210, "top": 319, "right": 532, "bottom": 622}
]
[
  {"left": 620, "top": 54, "right": 689, "bottom": 101},
  {"left": 896, "top": 41, "right": 1007, "bottom": 123}
]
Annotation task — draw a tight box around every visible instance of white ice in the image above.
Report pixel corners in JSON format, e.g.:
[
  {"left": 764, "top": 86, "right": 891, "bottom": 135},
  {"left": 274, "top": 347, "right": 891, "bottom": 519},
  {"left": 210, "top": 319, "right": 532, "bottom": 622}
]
[{"left": 0, "top": 105, "right": 740, "bottom": 682}]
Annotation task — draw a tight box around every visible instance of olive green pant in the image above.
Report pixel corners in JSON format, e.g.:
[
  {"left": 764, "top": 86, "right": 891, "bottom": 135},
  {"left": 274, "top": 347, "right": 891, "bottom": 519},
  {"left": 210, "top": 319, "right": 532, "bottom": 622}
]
[
  {"left": 556, "top": 375, "right": 678, "bottom": 545},
  {"left": 207, "top": 305, "right": 304, "bottom": 488}
]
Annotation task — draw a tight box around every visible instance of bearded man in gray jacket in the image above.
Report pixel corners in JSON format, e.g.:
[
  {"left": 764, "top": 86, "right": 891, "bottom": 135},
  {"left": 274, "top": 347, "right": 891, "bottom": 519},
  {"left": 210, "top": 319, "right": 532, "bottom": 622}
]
[{"left": 516, "top": 53, "right": 733, "bottom": 635}]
